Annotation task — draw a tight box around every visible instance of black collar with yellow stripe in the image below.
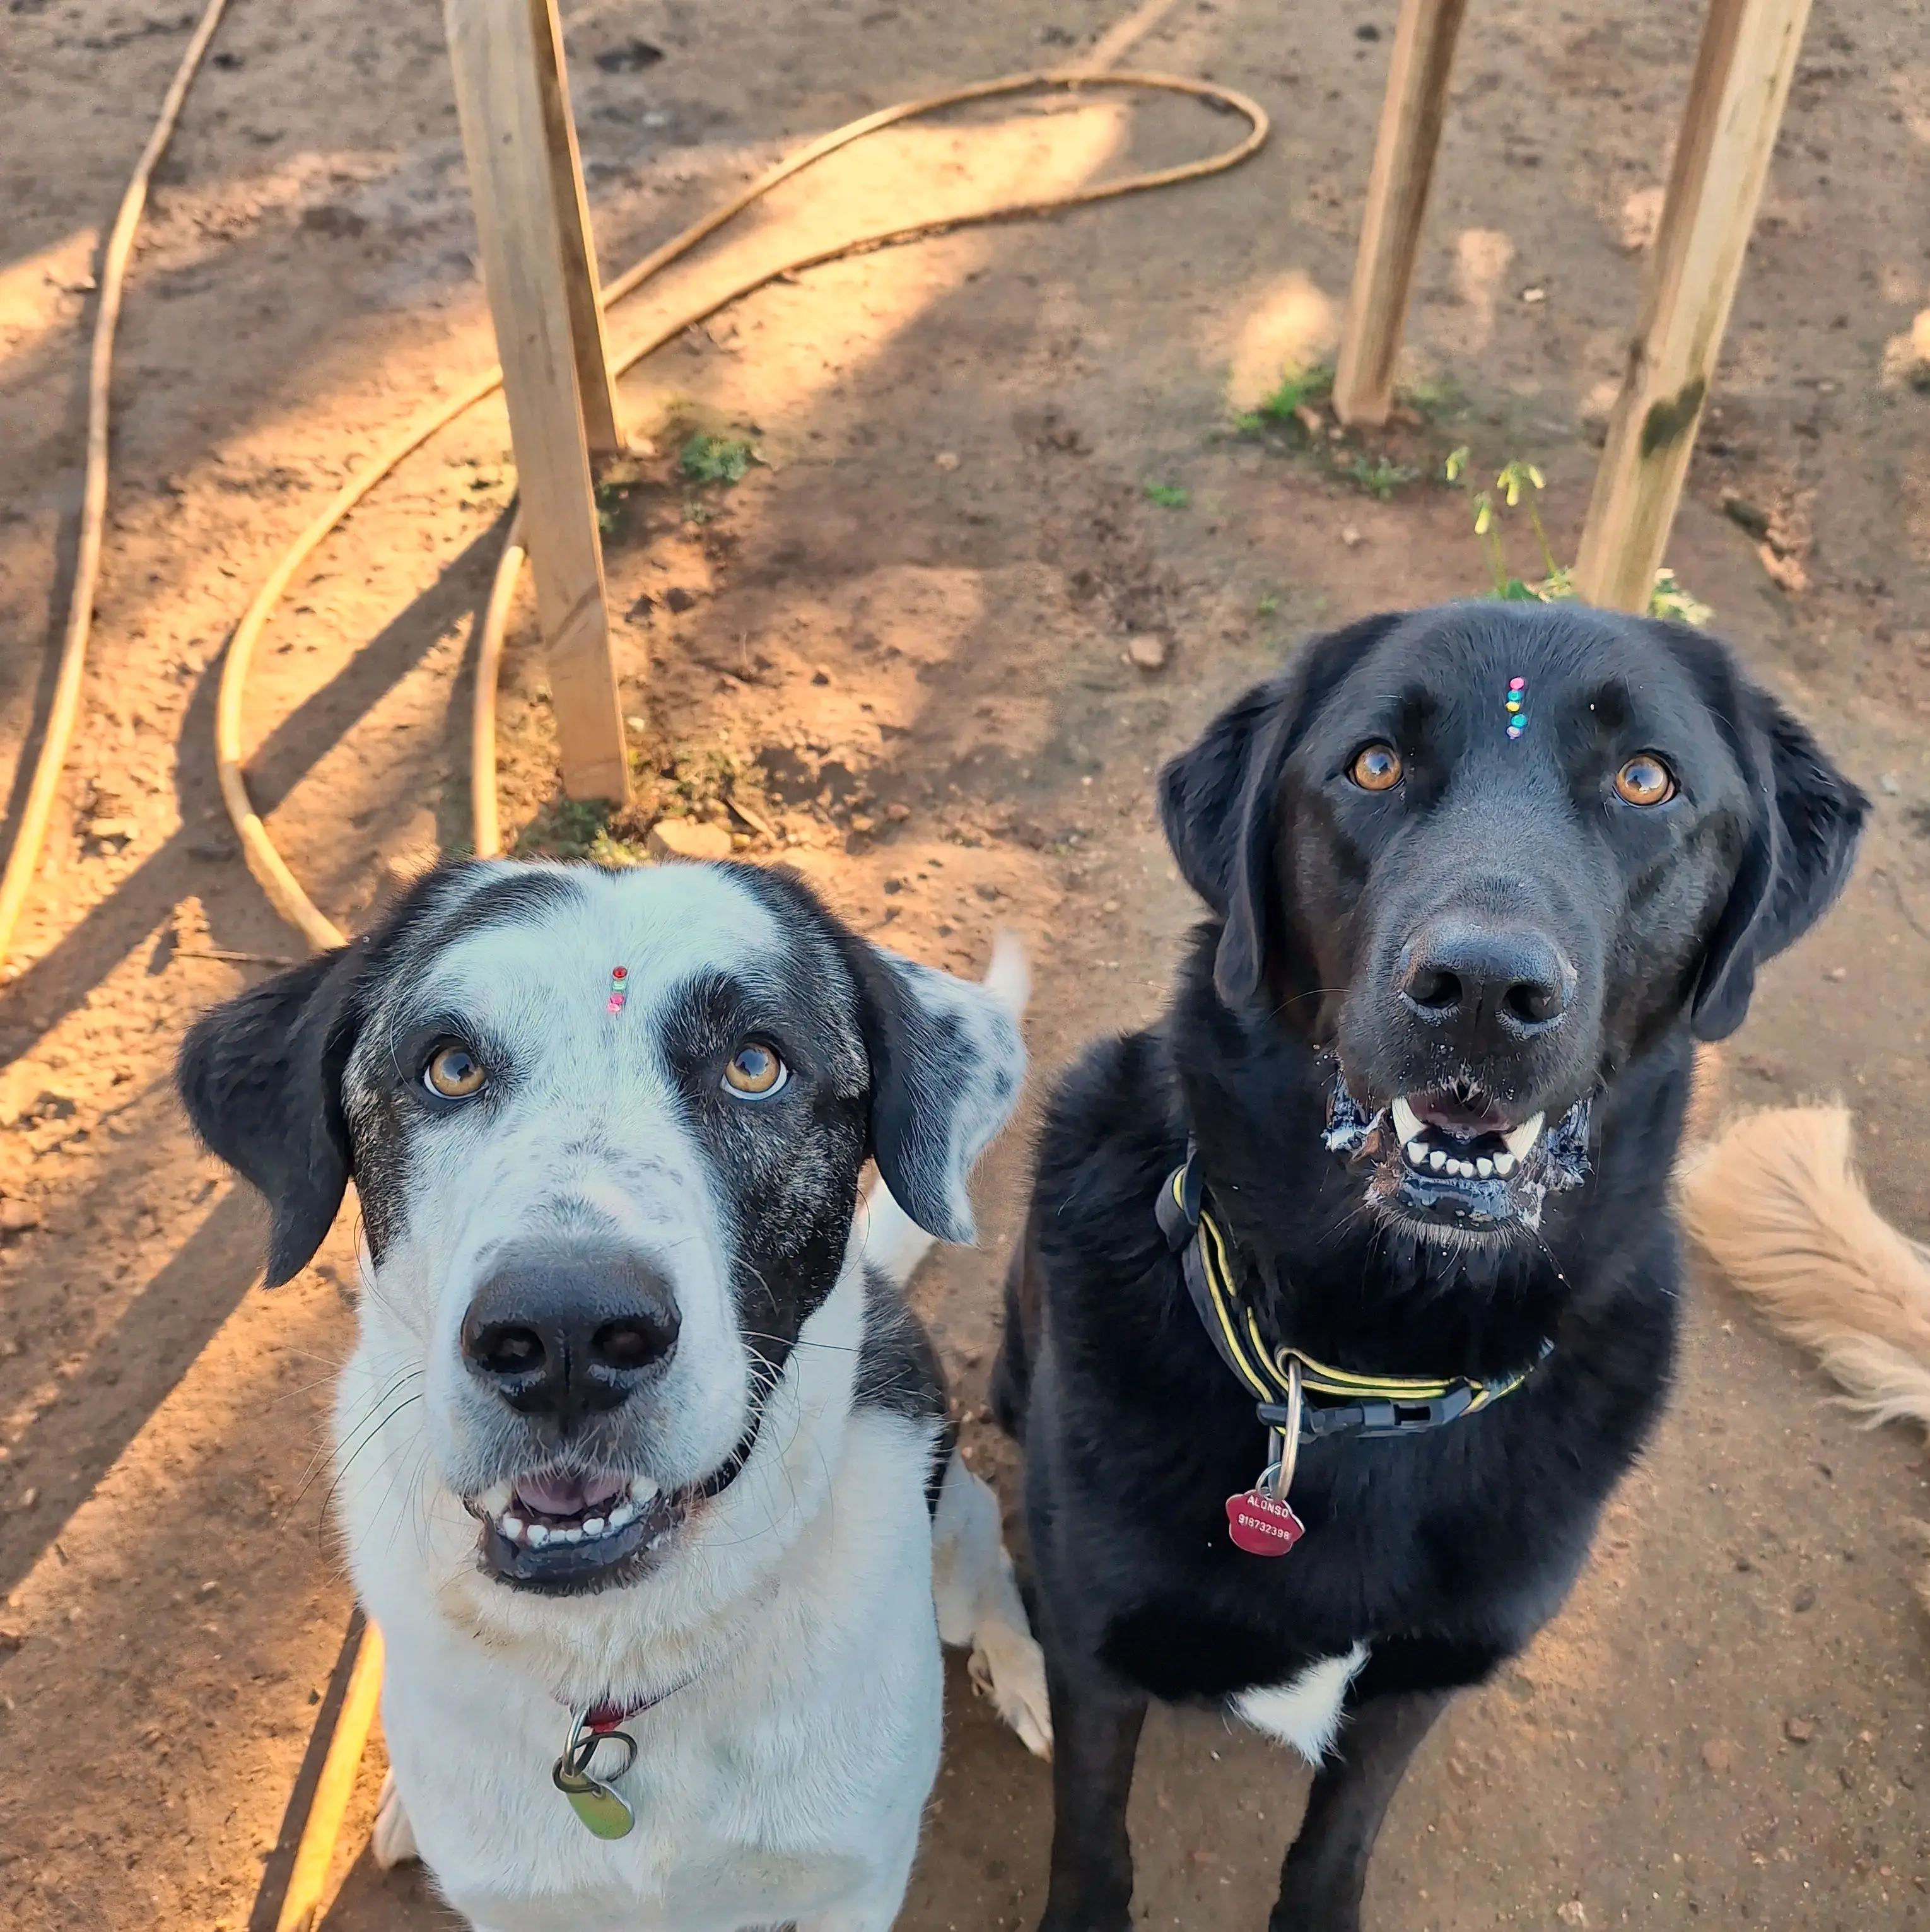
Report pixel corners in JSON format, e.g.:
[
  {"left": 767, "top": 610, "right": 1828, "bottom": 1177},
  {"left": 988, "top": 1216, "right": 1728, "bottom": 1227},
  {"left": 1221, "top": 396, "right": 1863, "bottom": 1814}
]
[{"left": 1155, "top": 1145, "right": 1552, "bottom": 1448}]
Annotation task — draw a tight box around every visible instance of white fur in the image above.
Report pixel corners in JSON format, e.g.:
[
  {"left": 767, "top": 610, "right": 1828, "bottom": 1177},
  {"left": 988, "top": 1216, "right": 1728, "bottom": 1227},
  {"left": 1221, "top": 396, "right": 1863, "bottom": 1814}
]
[
  {"left": 1234, "top": 1643, "right": 1369, "bottom": 1764},
  {"left": 335, "top": 870, "right": 1046, "bottom": 1929}
]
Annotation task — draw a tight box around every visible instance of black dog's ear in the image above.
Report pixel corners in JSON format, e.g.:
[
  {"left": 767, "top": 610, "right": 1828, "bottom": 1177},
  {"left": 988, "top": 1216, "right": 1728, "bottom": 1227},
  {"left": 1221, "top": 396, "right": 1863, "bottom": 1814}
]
[
  {"left": 177, "top": 943, "right": 368, "bottom": 1285},
  {"left": 1691, "top": 684, "right": 1868, "bottom": 1042},
  {"left": 843, "top": 936, "right": 1027, "bottom": 1244},
  {"left": 1159, "top": 613, "right": 1402, "bottom": 1009}
]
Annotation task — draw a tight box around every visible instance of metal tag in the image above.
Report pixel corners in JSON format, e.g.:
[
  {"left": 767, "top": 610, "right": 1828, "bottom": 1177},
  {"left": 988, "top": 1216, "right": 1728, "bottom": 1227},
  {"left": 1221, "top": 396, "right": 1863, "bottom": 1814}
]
[
  {"left": 1225, "top": 1487, "right": 1306, "bottom": 1555},
  {"left": 553, "top": 1716, "right": 638, "bottom": 1840}
]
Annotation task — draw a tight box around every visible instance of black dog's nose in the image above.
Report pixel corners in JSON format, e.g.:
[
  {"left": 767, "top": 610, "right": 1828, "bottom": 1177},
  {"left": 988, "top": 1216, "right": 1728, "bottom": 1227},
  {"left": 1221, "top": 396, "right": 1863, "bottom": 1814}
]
[
  {"left": 460, "top": 1246, "right": 681, "bottom": 1433},
  {"left": 1398, "top": 918, "right": 1573, "bottom": 1043}
]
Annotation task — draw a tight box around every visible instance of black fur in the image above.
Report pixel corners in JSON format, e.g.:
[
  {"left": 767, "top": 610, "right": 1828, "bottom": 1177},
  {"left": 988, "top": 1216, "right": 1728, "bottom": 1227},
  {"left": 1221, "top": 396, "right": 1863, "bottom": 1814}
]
[
  {"left": 854, "top": 1267, "right": 955, "bottom": 1516},
  {"left": 1000, "top": 603, "right": 1866, "bottom": 1932}
]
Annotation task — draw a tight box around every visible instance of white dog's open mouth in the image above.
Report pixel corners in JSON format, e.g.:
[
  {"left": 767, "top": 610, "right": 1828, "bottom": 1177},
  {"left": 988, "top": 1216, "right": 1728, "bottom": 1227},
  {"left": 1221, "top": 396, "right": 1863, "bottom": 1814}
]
[{"left": 468, "top": 1468, "right": 689, "bottom": 1593}]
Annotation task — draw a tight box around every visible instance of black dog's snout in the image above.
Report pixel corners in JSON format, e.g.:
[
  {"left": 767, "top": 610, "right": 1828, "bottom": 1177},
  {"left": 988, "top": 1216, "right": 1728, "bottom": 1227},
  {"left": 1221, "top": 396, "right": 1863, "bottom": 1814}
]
[
  {"left": 1398, "top": 918, "right": 1574, "bottom": 1043},
  {"left": 461, "top": 1246, "right": 681, "bottom": 1432}
]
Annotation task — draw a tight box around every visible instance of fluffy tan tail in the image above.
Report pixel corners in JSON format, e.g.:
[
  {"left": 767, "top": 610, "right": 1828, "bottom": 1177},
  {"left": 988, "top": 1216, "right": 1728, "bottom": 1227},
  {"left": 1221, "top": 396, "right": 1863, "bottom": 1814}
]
[{"left": 1681, "top": 1105, "right": 1930, "bottom": 1434}]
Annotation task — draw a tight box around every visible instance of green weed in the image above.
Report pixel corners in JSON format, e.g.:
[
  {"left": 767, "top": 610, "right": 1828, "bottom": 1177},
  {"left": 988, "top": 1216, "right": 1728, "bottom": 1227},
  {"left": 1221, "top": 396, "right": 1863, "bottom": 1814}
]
[
  {"left": 1143, "top": 482, "right": 1190, "bottom": 508},
  {"left": 1231, "top": 363, "right": 1335, "bottom": 436},
  {"left": 515, "top": 795, "right": 616, "bottom": 860},
  {"left": 1340, "top": 453, "right": 1419, "bottom": 500},
  {"left": 680, "top": 433, "right": 760, "bottom": 486}
]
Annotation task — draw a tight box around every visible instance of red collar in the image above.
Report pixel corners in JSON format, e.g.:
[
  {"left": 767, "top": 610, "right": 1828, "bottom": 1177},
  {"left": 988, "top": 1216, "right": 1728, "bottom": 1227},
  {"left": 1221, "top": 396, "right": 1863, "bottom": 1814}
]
[{"left": 574, "top": 1678, "right": 691, "bottom": 1733}]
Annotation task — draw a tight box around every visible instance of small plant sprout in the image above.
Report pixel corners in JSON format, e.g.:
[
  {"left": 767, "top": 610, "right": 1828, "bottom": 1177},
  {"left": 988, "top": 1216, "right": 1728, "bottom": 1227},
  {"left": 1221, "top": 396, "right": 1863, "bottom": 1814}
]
[
  {"left": 1232, "top": 364, "right": 1333, "bottom": 435},
  {"left": 1143, "top": 482, "right": 1190, "bottom": 508},
  {"left": 1444, "top": 448, "right": 1706, "bottom": 624},
  {"left": 680, "top": 433, "right": 761, "bottom": 486}
]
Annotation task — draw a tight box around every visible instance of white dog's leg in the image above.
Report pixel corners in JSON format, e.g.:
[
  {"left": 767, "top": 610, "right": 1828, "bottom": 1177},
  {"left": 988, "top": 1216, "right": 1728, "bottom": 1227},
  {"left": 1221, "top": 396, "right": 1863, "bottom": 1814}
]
[
  {"left": 371, "top": 1769, "right": 419, "bottom": 1870},
  {"left": 930, "top": 1450, "right": 1052, "bottom": 1759}
]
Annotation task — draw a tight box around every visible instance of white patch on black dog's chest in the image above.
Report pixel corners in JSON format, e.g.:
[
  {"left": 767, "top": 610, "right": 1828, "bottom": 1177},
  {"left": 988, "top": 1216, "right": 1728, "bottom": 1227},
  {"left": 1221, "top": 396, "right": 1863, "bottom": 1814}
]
[{"left": 1233, "top": 1642, "right": 1369, "bottom": 1764}]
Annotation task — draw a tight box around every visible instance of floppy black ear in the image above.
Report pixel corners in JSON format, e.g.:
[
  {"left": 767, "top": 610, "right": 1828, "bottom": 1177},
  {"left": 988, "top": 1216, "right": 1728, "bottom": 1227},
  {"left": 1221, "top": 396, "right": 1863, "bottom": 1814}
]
[
  {"left": 1691, "top": 686, "right": 1868, "bottom": 1042},
  {"left": 1159, "top": 612, "right": 1402, "bottom": 1009},
  {"left": 177, "top": 944, "right": 368, "bottom": 1286},
  {"left": 844, "top": 939, "right": 1027, "bottom": 1244}
]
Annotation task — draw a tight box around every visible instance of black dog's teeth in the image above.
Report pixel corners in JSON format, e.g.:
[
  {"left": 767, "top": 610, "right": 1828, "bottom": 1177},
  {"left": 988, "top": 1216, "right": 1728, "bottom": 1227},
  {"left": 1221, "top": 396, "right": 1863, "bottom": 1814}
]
[{"left": 1388, "top": 1095, "right": 1543, "bottom": 1181}]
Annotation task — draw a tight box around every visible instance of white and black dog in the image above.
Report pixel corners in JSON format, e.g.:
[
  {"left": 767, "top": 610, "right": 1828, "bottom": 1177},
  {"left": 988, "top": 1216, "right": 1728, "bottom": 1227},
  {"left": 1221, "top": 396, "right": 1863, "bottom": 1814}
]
[{"left": 177, "top": 858, "right": 1050, "bottom": 1932}]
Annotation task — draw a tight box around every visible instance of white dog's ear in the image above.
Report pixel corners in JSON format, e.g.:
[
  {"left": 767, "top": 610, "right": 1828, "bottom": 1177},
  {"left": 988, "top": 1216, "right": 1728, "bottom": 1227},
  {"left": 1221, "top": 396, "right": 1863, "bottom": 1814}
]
[
  {"left": 845, "top": 940, "right": 1026, "bottom": 1245},
  {"left": 176, "top": 943, "right": 368, "bottom": 1286}
]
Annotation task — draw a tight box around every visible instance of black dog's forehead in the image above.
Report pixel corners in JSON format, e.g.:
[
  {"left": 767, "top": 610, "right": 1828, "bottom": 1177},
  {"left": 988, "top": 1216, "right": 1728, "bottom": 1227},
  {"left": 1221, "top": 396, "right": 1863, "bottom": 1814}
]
[{"left": 1304, "top": 604, "right": 1733, "bottom": 765}]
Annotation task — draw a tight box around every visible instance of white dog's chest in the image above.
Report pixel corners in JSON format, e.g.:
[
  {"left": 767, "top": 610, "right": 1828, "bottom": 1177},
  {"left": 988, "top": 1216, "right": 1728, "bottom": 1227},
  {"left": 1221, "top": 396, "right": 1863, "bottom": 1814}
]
[{"left": 366, "top": 1407, "right": 945, "bottom": 1932}]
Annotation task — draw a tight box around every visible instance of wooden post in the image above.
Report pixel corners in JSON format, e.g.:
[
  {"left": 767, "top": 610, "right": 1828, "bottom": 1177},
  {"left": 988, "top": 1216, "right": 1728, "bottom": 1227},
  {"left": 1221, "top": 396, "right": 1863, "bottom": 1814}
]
[
  {"left": 1331, "top": 0, "right": 1468, "bottom": 428},
  {"left": 528, "top": 0, "right": 623, "bottom": 460},
  {"left": 1573, "top": 0, "right": 1812, "bottom": 611},
  {"left": 446, "top": 0, "right": 629, "bottom": 801}
]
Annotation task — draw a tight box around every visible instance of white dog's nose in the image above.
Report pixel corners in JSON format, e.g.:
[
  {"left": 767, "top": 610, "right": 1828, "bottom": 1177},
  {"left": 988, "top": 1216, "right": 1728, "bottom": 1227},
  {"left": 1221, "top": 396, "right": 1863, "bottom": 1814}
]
[{"left": 460, "top": 1245, "right": 681, "bottom": 1435}]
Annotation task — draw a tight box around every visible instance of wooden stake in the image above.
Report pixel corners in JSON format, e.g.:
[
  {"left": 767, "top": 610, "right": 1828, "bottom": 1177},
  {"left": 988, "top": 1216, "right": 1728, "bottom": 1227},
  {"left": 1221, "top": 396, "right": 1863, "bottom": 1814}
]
[
  {"left": 1331, "top": 0, "right": 1467, "bottom": 428},
  {"left": 528, "top": 0, "right": 623, "bottom": 459},
  {"left": 446, "top": 0, "right": 628, "bottom": 801},
  {"left": 1574, "top": 0, "right": 1812, "bottom": 611}
]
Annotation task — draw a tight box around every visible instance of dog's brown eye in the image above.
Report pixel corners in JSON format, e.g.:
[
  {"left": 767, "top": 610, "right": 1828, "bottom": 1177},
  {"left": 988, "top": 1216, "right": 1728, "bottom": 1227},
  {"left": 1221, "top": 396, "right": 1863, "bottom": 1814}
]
[
  {"left": 1349, "top": 743, "right": 1403, "bottom": 792},
  {"left": 1614, "top": 754, "right": 1675, "bottom": 807},
  {"left": 723, "top": 1041, "right": 787, "bottom": 1099},
  {"left": 423, "top": 1042, "right": 486, "bottom": 1099}
]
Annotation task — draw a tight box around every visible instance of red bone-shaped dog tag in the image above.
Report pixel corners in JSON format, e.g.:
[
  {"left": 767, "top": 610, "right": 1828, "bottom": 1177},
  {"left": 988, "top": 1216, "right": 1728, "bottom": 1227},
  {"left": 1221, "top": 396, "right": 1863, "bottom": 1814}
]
[{"left": 1225, "top": 1487, "right": 1304, "bottom": 1555}]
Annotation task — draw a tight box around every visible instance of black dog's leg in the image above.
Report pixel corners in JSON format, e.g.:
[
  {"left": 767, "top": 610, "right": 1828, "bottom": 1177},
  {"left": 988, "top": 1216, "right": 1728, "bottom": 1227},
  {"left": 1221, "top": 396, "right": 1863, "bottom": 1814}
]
[
  {"left": 1037, "top": 1658, "right": 1148, "bottom": 1932},
  {"left": 1267, "top": 1687, "right": 1451, "bottom": 1932}
]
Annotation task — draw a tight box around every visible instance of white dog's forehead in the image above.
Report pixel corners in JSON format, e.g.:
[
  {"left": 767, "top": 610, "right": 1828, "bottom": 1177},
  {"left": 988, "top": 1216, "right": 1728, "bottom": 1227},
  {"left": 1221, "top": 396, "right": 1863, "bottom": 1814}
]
[{"left": 389, "top": 860, "right": 797, "bottom": 1032}]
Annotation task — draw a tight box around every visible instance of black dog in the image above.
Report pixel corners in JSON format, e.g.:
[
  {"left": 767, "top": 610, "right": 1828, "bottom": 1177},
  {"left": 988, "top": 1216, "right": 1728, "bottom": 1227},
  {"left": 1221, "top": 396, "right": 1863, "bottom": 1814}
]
[{"left": 993, "top": 603, "right": 1864, "bottom": 1930}]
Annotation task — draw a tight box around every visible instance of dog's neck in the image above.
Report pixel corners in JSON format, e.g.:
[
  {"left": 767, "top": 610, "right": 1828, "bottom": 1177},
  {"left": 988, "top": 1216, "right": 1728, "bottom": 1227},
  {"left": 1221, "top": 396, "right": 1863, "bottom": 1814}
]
[{"left": 1164, "top": 929, "right": 1689, "bottom": 1384}]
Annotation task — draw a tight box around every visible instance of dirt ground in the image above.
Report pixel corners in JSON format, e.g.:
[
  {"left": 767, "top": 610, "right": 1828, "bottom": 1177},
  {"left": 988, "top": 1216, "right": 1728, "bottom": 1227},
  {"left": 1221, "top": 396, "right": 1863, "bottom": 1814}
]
[{"left": 3, "top": 0, "right": 1930, "bottom": 1926}]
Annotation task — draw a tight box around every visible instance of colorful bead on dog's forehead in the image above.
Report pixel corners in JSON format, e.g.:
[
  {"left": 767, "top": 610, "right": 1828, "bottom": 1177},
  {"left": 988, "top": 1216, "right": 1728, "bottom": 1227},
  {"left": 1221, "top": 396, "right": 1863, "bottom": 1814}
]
[
  {"left": 607, "top": 965, "right": 629, "bottom": 1014},
  {"left": 1505, "top": 676, "right": 1527, "bottom": 740}
]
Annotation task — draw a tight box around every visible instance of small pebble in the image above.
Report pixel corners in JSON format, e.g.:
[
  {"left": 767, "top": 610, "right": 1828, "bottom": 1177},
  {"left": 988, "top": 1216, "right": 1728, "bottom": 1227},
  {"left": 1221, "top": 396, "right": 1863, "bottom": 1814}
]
[
  {"left": 1126, "top": 634, "right": 1168, "bottom": 670},
  {"left": 1786, "top": 1716, "right": 1815, "bottom": 1743},
  {"left": 1341, "top": 525, "right": 1364, "bottom": 547},
  {"left": 934, "top": 450, "right": 961, "bottom": 471},
  {"left": 1825, "top": 966, "right": 1847, "bottom": 981},
  {"left": 1701, "top": 1737, "right": 1734, "bottom": 1774},
  {"left": 1521, "top": 286, "right": 1548, "bottom": 304},
  {"left": 1792, "top": 1583, "right": 1817, "bottom": 1612}
]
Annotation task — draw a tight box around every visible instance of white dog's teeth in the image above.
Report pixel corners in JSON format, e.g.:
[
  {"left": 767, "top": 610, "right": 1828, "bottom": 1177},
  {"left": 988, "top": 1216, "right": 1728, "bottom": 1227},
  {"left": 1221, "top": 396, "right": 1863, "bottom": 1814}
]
[
  {"left": 1390, "top": 1096, "right": 1423, "bottom": 1145},
  {"left": 1455, "top": 1160, "right": 1475, "bottom": 1178},
  {"left": 479, "top": 1482, "right": 513, "bottom": 1514},
  {"left": 1494, "top": 1151, "right": 1517, "bottom": 1177},
  {"left": 1405, "top": 1139, "right": 1429, "bottom": 1167},
  {"left": 500, "top": 1516, "right": 527, "bottom": 1542},
  {"left": 1502, "top": 1113, "right": 1545, "bottom": 1160},
  {"left": 631, "top": 1477, "right": 660, "bottom": 1506},
  {"left": 556, "top": 1526, "right": 583, "bottom": 1544},
  {"left": 1429, "top": 1149, "right": 1448, "bottom": 1172},
  {"left": 1477, "top": 1157, "right": 1494, "bottom": 1178},
  {"left": 526, "top": 1523, "right": 551, "bottom": 1546},
  {"left": 582, "top": 1517, "right": 606, "bottom": 1538},
  {"left": 607, "top": 1501, "right": 636, "bottom": 1529}
]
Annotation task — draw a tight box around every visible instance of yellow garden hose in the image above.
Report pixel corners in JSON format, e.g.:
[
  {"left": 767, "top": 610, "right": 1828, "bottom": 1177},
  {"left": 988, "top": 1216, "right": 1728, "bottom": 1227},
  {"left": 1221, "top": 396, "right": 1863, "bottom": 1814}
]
[
  {"left": 212, "top": 67, "right": 1266, "bottom": 892},
  {"left": 0, "top": 0, "right": 235, "bottom": 973}
]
